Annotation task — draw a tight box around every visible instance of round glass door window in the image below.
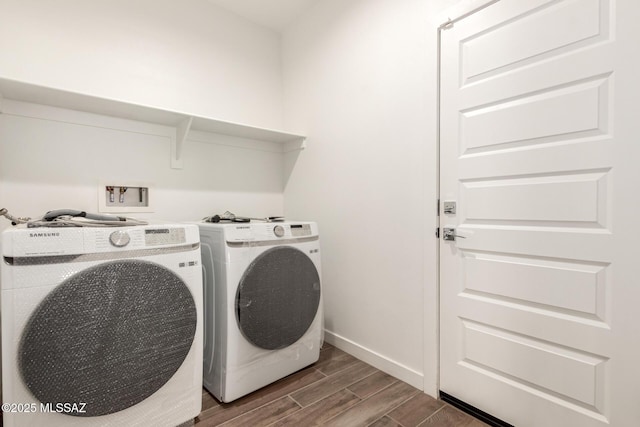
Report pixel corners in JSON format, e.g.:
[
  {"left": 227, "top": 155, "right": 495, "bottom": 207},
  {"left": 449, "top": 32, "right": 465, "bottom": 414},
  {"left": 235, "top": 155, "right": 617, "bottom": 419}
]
[
  {"left": 236, "top": 246, "right": 321, "bottom": 350},
  {"left": 18, "top": 259, "right": 197, "bottom": 417}
]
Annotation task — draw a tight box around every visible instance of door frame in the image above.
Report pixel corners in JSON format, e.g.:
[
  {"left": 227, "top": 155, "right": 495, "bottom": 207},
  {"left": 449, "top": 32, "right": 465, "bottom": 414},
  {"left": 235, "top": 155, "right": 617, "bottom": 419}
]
[{"left": 427, "top": 0, "right": 499, "bottom": 398}]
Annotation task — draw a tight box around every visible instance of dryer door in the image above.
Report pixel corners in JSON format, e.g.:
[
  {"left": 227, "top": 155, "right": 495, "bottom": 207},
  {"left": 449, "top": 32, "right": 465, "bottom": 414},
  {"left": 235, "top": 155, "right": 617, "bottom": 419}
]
[{"left": 236, "top": 246, "right": 321, "bottom": 350}]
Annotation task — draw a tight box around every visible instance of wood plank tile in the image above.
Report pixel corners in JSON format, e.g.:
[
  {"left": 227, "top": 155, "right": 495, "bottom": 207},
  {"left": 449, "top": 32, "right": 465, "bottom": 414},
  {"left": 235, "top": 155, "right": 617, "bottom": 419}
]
[
  {"left": 347, "top": 371, "right": 397, "bottom": 399},
  {"left": 418, "top": 406, "right": 489, "bottom": 427},
  {"left": 368, "top": 416, "right": 403, "bottom": 427},
  {"left": 216, "top": 396, "right": 300, "bottom": 427},
  {"left": 323, "top": 381, "right": 420, "bottom": 427},
  {"left": 202, "top": 390, "right": 221, "bottom": 412},
  {"left": 320, "top": 341, "right": 336, "bottom": 360},
  {"left": 316, "top": 343, "right": 343, "bottom": 364},
  {"left": 195, "top": 366, "right": 324, "bottom": 425},
  {"left": 273, "top": 389, "right": 361, "bottom": 426},
  {"left": 386, "top": 392, "right": 444, "bottom": 427},
  {"left": 292, "top": 363, "right": 372, "bottom": 406},
  {"left": 193, "top": 343, "right": 466, "bottom": 427},
  {"left": 313, "top": 348, "right": 361, "bottom": 376},
  {"left": 291, "top": 360, "right": 377, "bottom": 407}
]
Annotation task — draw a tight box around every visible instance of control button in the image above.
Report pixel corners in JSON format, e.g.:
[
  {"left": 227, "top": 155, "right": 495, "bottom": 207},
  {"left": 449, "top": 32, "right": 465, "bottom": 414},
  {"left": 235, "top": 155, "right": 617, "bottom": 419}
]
[
  {"left": 109, "top": 230, "right": 131, "bottom": 247},
  {"left": 273, "top": 225, "right": 285, "bottom": 237}
]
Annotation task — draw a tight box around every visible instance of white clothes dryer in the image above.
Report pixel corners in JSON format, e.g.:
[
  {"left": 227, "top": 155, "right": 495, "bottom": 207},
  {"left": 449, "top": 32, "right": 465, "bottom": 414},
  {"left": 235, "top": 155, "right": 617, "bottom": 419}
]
[
  {"left": 198, "top": 221, "right": 322, "bottom": 403},
  {"left": 1, "top": 224, "right": 203, "bottom": 427}
]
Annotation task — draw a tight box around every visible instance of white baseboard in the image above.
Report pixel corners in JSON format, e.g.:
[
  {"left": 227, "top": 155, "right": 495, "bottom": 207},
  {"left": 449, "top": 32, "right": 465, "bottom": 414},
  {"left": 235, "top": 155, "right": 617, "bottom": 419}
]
[{"left": 323, "top": 330, "right": 424, "bottom": 391}]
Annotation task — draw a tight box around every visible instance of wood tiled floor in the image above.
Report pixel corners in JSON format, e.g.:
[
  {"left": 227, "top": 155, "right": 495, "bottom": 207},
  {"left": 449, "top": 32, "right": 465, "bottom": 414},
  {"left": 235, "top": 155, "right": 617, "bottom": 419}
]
[{"left": 194, "top": 343, "right": 488, "bottom": 427}]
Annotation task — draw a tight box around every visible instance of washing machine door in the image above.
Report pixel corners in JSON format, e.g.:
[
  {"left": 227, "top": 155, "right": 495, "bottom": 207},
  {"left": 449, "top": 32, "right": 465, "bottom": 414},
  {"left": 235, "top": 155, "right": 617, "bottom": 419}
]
[
  {"left": 18, "top": 259, "right": 197, "bottom": 417},
  {"left": 236, "top": 246, "right": 320, "bottom": 350}
]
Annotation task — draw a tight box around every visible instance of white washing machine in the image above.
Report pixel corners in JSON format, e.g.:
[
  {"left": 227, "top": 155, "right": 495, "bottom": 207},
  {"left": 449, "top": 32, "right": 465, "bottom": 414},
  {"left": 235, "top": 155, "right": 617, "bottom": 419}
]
[
  {"left": 198, "top": 221, "right": 322, "bottom": 403},
  {"left": 0, "top": 224, "right": 203, "bottom": 427}
]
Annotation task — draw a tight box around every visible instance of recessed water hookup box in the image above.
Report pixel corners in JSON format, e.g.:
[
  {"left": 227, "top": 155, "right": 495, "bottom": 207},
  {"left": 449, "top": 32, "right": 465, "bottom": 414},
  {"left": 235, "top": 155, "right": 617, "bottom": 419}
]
[{"left": 98, "top": 182, "right": 154, "bottom": 213}]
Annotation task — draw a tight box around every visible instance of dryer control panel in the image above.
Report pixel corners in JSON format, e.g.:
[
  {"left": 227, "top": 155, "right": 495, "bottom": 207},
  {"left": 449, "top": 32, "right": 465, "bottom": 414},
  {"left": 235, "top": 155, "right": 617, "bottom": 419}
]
[
  {"left": 272, "top": 224, "right": 312, "bottom": 237},
  {"left": 222, "top": 222, "right": 318, "bottom": 243}
]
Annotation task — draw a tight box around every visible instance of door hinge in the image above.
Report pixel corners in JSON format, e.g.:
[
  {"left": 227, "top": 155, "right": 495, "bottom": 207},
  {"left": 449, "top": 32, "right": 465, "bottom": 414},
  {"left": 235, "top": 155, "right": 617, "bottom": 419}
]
[
  {"left": 440, "top": 19, "right": 454, "bottom": 30},
  {"left": 437, "top": 199, "right": 440, "bottom": 216},
  {"left": 435, "top": 228, "right": 440, "bottom": 238}
]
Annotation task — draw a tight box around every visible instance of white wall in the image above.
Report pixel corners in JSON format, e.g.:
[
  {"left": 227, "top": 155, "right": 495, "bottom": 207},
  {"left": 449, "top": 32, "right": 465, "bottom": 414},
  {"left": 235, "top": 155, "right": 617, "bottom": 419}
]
[
  {"left": 0, "top": 103, "right": 285, "bottom": 234},
  {"left": 282, "top": 0, "right": 460, "bottom": 394},
  {"left": 0, "top": 0, "right": 475, "bottom": 398},
  {"left": 0, "top": 0, "right": 287, "bottom": 232},
  {"left": 0, "top": 0, "right": 283, "bottom": 129}
]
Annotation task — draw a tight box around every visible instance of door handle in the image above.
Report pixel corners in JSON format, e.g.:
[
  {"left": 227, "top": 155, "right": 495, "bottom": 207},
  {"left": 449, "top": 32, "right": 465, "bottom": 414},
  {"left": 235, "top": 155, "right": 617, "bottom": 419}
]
[{"left": 443, "top": 228, "right": 466, "bottom": 241}]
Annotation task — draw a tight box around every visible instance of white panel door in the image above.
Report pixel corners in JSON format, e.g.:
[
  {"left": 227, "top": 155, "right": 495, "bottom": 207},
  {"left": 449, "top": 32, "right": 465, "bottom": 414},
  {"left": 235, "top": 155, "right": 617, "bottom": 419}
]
[{"left": 439, "top": 1, "right": 640, "bottom": 426}]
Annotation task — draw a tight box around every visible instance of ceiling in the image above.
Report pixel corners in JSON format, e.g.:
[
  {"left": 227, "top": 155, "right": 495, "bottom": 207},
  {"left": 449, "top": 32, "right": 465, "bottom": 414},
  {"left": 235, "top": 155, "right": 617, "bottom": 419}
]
[{"left": 206, "top": 0, "right": 319, "bottom": 32}]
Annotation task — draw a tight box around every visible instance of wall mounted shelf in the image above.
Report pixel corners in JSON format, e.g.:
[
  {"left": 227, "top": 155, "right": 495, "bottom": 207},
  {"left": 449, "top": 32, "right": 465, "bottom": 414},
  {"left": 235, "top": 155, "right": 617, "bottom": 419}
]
[{"left": 0, "top": 78, "right": 306, "bottom": 169}]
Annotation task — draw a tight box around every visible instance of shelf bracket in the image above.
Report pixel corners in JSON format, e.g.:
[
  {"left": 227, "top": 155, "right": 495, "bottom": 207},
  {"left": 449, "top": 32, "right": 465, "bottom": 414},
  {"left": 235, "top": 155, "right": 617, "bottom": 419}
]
[{"left": 171, "top": 116, "right": 193, "bottom": 169}]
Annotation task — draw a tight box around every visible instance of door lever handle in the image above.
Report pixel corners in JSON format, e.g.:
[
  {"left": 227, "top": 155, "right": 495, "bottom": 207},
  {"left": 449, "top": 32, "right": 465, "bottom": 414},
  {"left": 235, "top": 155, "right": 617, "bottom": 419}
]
[{"left": 443, "top": 228, "right": 466, "bottom": 241}]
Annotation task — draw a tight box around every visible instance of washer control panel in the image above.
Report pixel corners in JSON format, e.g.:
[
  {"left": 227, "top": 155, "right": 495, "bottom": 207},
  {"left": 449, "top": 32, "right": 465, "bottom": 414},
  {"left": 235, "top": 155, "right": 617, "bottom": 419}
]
[
  {"left": 5, "top": 224, "right": 198, "bottom": 257},
  {"left": 109, "top": 227, "right": 187, "bottom": 248},
  {"left": 290, "top": 224, "right": 312, "bottom": 237}
]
